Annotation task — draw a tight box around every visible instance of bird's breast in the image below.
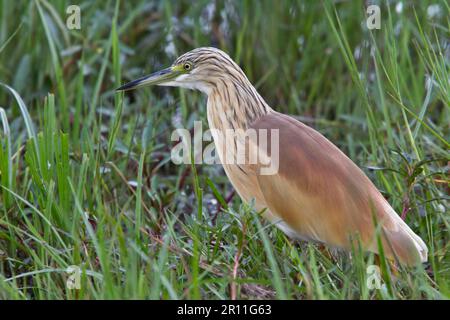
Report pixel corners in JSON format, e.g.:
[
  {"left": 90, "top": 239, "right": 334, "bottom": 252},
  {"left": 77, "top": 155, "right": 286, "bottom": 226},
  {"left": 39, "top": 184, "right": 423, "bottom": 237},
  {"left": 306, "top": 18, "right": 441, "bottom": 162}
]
[{"left": 206, "top": 98, "right": 278, "bottom": 220}]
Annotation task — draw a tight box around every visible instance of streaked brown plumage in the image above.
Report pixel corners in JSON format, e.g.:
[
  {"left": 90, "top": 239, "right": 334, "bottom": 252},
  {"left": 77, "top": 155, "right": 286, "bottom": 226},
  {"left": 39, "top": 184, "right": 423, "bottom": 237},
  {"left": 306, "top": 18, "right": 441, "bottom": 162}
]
[{"left": 117, "top": 47, "right": 428, "bottom": 265}]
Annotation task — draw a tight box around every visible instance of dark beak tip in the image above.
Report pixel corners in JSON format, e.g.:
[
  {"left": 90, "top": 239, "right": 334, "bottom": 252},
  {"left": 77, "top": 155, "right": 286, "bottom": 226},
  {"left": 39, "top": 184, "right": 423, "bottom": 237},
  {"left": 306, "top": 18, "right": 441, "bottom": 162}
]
[
  {"left": 115, "top": 82, "right": 135, "bottom": 92},
  {"left": 115, "top": 67, "right": 173, "bottom": 92}
]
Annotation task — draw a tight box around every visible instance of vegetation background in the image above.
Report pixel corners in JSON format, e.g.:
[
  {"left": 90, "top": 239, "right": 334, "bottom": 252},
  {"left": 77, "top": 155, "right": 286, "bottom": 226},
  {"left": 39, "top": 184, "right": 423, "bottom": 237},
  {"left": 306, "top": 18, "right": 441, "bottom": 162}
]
[{"left": 0, "top": 0, "right": 448, "bottom": 299}]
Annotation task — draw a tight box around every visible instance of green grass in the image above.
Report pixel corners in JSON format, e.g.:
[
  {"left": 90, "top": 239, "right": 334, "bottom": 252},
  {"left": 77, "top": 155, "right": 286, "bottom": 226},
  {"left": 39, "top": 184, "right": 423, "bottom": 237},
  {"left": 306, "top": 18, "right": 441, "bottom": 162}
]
[{"left": 0, "top": 0, "right": 448, "bottom": 299}]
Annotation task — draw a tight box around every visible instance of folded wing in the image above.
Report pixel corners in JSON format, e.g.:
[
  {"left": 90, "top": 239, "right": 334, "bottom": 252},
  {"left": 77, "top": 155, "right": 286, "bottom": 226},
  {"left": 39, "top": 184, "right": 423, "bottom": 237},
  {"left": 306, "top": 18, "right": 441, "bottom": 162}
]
[{"left": 250, "top": 112, "right": 427, "bottom": 265}]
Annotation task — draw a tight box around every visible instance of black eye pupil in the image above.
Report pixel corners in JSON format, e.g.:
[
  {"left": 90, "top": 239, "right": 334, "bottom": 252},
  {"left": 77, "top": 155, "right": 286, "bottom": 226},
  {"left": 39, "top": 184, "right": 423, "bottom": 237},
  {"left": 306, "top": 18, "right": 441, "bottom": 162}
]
[{"left": 185, "top": 64, "right": 190, "bottom": 70}]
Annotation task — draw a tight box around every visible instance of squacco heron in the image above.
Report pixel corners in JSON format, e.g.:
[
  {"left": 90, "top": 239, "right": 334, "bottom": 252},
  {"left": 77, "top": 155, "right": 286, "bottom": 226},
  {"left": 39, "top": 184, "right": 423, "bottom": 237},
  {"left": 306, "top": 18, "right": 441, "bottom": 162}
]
[{"left": 117, "top": 47, "right": 427, "bottom": 266}]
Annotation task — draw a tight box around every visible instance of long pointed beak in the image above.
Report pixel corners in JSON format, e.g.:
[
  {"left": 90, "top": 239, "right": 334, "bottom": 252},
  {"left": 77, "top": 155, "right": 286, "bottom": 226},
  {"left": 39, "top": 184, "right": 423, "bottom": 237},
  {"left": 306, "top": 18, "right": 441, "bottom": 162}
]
[{"left": 116, "top": 66, "right": 180, "bottom": 91}]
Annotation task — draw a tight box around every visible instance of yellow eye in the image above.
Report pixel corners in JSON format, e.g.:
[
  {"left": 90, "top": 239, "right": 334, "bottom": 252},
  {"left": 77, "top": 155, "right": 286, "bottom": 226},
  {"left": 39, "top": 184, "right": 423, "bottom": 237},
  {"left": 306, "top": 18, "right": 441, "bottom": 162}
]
[{"left": 183, "top": 63, "right": 192, "bottom": 71}]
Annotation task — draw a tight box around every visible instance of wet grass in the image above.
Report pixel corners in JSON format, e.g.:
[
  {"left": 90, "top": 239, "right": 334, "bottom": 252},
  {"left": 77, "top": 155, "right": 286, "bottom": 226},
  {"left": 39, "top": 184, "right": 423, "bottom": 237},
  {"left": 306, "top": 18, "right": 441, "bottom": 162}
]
[{"left": 0, "top": 0, "right": 448, "bottom": 299}]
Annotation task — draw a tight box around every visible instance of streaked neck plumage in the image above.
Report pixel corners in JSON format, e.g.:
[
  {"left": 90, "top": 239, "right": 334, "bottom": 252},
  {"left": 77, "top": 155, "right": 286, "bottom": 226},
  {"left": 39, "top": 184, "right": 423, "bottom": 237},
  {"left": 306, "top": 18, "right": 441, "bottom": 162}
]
[
  {"left": 207, "top": 75, "right": 272, "bottom": 131},
  {"left": 174, "top": 47, "right": 272, "bottom": 131}
]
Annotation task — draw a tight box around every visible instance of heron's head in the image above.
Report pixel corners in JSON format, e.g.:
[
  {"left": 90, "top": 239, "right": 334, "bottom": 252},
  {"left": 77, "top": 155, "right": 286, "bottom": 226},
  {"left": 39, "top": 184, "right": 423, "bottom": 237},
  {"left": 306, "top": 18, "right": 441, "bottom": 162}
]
[{"left": 116, "top": 47, "right": 247, "bottom": 95}]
